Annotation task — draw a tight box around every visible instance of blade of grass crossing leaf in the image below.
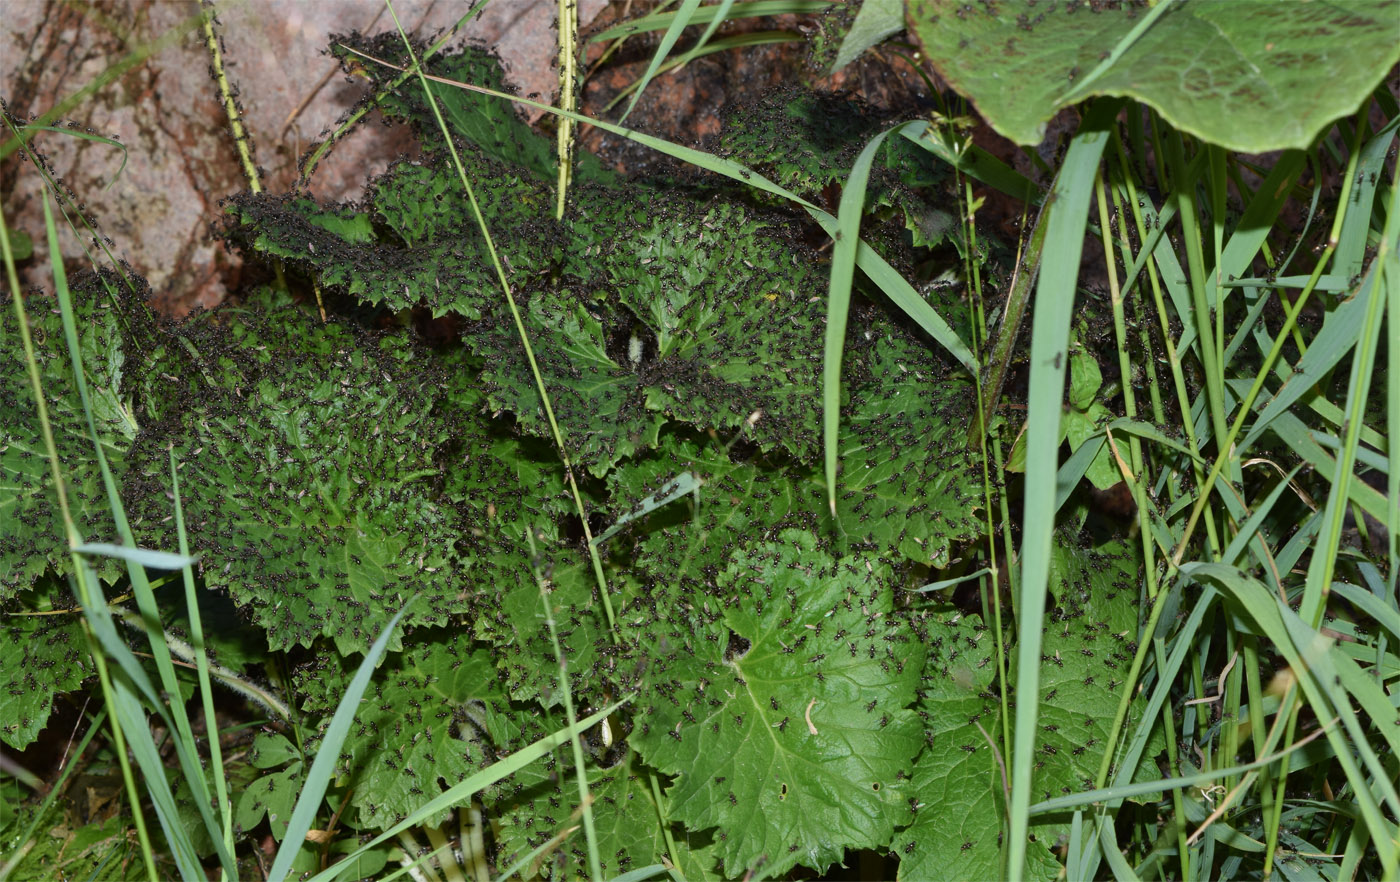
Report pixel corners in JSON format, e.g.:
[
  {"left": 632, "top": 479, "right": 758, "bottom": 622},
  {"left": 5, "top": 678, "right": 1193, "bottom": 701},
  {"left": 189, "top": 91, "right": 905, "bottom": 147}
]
[
  {"left": 265, "top": 596, "right": 417, "bottom": 882},
  {"left": 1032, "top": 729, "right": 1331, "bottom": 815},
  {"left": 1058, "top": 0, "right": 1176, "bottom": 105},
  {"left": 70, "top": 542, "right": 195, "bottom": 569},
  {"left": 300, "top": 702, "right": 626, "bottom": 882},
  {"left": 844, "top": 231, "right": 977, "bottom": 373},
  {"left": 74, "top": 561, "right": 204, "bottom": 880},
  {"left": 172, "top": 448, "right": 234, "bottom": 863},
  {"left": 825, "top": 125, "right": 902, "bottom": 515},
  {"left": 899, "top": 122, "right": 1042, "bottom": 206},
  {"left": 593, "top": 471, "right": 702, "bottom": 545},
  {"left": 526, "top": 529, "right": 602, "bottom": 882},
  {"left": 2, "top": 205, "right": 161, "bottom": 880},
  {"left": 1006, "top": 100, "right": 1119, "bottom": 882},
  {"left": 44, "top": 194, "right": 233, "bottom": 879},
  {"left": 611, "top": 866, "right": 684, "bottom": 882},
  {"left": 619, "top": 0, "right": 704, "bottom": 123}
]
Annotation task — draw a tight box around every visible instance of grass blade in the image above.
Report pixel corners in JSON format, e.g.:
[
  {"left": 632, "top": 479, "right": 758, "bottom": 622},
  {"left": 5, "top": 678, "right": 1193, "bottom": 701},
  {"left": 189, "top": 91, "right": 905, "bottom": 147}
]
[
  {"left": 70, "top": 542, "right": 195, "bottom": 570},
  {"left": 589, "top": 0, "right": 829, "bottom": 41},
  {"left": 265, "top": 596, "right": 417, "bottom": 882},
  {"left": 823, "top": 124, "right": 906, "bottom": 516},
  {"left": 619, "top": 0, "right": 704, "bottom": 123},
  {"left": 300, "top": 701, "right": 627, "bottom": 882},
  {"left": 1005, "top": 99, "right": 1119, "bottom": 881}
]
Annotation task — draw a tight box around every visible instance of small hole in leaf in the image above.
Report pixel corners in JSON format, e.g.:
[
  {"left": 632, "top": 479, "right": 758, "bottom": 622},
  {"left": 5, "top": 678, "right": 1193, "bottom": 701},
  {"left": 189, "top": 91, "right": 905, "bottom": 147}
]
[{"left": 724, "top": 632, "right": 751, "bottom": 661}]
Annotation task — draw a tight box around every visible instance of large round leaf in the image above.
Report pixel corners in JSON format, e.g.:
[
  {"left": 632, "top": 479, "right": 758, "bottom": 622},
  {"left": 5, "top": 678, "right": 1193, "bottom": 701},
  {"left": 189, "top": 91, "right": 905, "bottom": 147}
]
[{"left": 909, "top": 0, "right": 1400, "bottom": 151}]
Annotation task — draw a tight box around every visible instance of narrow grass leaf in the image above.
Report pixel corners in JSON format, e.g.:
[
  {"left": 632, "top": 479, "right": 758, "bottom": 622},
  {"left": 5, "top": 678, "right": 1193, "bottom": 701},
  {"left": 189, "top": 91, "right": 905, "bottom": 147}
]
[
  {"left": 1183, "top": 563, "right": 1399, "bottom": 867},
  {"left": 592, "top": 471, "right": 701, "bottom": 545},
  {"left": 611, "top": 865, "right": 685, "bottom": 882},
  {"left": 915, "top": 567, "right": 992, "bottom": 593},
  {"left": 1030, "top": 732, "right": 1327, "bottom": 814},
  {"left": 1264, "top": 408, "right": 1389, "bottom": 523},
  {"left": 265, "top": 596, "right": 416, "bottom": 882},
  {"left": 171, "top": 448, "right": 233, "bottom": 860},
  {"left": 72, "top": 542, "right": 195, "bottom": 570},
  {"left": 300, "top": 701, "right": 626, "bottom": 882},
  {"left": 73, "top": 562, "right": 206, "bottom": 880},
  {"left": 13, "top": 126, "right": 128, "bottom": 189},
  {"left": 1006, "top": 99, "right": 1119, "bottom": 882},
  {"left": 43, "top": 193, "right": 231, "bottom": 877},
  {"left": 824, "top": 125, "right": 904, "bottom": 515},
  {"left": 589, "top": 0, "right": 829, "bottom": 41},
  {"left": 900, "top": 122, "right": 1042, "bottom": 205},
  {"left": 604, "top": 31, "right": 796, "bottom": 113},
  {"left": 1240, "top": 261, "right": 1377, "bottom": 452},
  {"left": 1330, "top": 580, "right": 1400, "bottom": 645},
  {"left": 619, "top": 0, "right": 704, "bottom": 123}
]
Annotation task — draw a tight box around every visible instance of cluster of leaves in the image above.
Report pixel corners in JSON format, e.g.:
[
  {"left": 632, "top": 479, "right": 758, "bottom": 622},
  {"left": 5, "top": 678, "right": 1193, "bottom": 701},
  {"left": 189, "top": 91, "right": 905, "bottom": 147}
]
[{"left": 0, "top": 36, "right": 1166, "bottom": 881}]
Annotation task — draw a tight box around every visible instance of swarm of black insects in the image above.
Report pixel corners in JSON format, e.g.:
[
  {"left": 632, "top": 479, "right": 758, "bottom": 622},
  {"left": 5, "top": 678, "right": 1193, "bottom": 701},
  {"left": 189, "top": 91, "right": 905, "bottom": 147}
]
[{"left": 0, "top": 37, "right": 1158, "bottom": 882}]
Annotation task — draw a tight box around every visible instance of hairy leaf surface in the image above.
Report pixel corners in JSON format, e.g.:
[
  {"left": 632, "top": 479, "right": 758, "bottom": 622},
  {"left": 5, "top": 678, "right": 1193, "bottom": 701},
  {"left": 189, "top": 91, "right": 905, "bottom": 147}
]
[
  {"left": 124, "top": 292, "right": 469, "bottom": 654},
  {"left": 0, "top": 288, "right": 137, "bottom": 596}
]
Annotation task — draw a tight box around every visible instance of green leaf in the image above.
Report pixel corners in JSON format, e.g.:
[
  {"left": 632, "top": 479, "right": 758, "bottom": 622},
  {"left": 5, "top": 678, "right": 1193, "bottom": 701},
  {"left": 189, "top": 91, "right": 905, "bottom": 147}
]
[
  {"left": 0, "top": 596, "right": 89, "bottom": 749},
  {"left": 1031, "top": 539, "right": 1161, "bottom": 816},
  {"left": 333, "top": 36, "right": 552, "bottom": 182},
  {"left": 819, "top": 332, "right": 985, "bottom": 568},
  {"left": 235, "top": 766, "right": 303, "bottom": 841},
  {"left": 124, "top": 292, "right": 469, "bottom": 654},
  {"left": 607, "top": 433, "right": 813, "bottom": 589},
  {"left": 893, "top": 607, "right": 1061, "bottom": 882},
  {"left": 631, "top": 529, "right": 925, "bottom": 877},
  {"left": 294, "top": 631, "right": 517, "bottom": 830},
  {"left": 1063, "top": 403, "right": 1119, "bottom": 491},
  {"left": 1, "top": 284, "right": 141, "bottom": 596},
  {"left": 829, "top": 0, "right": 904, "bottom": 73},
  {"left": 1067, "top": 346, "right": 1102, "bottom": 411},
  {"left": 908, "top": 0, "right": 1400, "bottom": 152},
  {"left": 2, "top": 223, "right": 32, "bottom": 261},
  {"left": 716, "top": 91, "right": 955, "bottom": 248},
  {"left": 469, "top": 290, "right": 665, "bottom": 477},
  {"left": 495, "top": 747, "right": 723, "bottom": 880}
]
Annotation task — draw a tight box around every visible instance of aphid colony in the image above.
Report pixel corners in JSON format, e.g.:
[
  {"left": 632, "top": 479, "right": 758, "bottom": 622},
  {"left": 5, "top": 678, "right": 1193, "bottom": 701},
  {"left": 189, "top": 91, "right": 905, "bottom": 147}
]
[{"left": 0, "top": 39, "right": 1154, "bottom": 879}]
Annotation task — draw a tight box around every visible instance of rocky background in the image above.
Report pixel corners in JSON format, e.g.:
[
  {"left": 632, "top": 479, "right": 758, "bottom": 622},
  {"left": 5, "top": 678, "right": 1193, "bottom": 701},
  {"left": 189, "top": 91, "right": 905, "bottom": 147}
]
[{"left": 1, "top": 0, "right": 937, "bottom": 315}]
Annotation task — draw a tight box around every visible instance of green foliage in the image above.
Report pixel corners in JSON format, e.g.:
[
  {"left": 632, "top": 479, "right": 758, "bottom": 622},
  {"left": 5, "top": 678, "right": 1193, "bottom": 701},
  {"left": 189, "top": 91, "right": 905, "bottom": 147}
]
[
  {"left": 631, "top": 530, "right": 925, "bottom": 877},
  {"left": 123, "top": 290, "right": 472, "bottom": 654},
  {"left": 716, "top": 89, "right": 959, "bottom": 248},
  {"left": 894, "top": 538, "right": 1153, "bottom": 880},
  {"left": 0, "top": 593, "right": 88, "bottom": 748},
  {"left": 293, "top": 632, "right": 518, "bottom": 830},
  {"left": 19, "top": 22, "right": 1394, "bottom": 882},
  {"left": 0, "top": 286, "right": 139, "bottom": 596},
  {"left": 907, "top": 0, "right": 1400, "bottom": 151}
]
